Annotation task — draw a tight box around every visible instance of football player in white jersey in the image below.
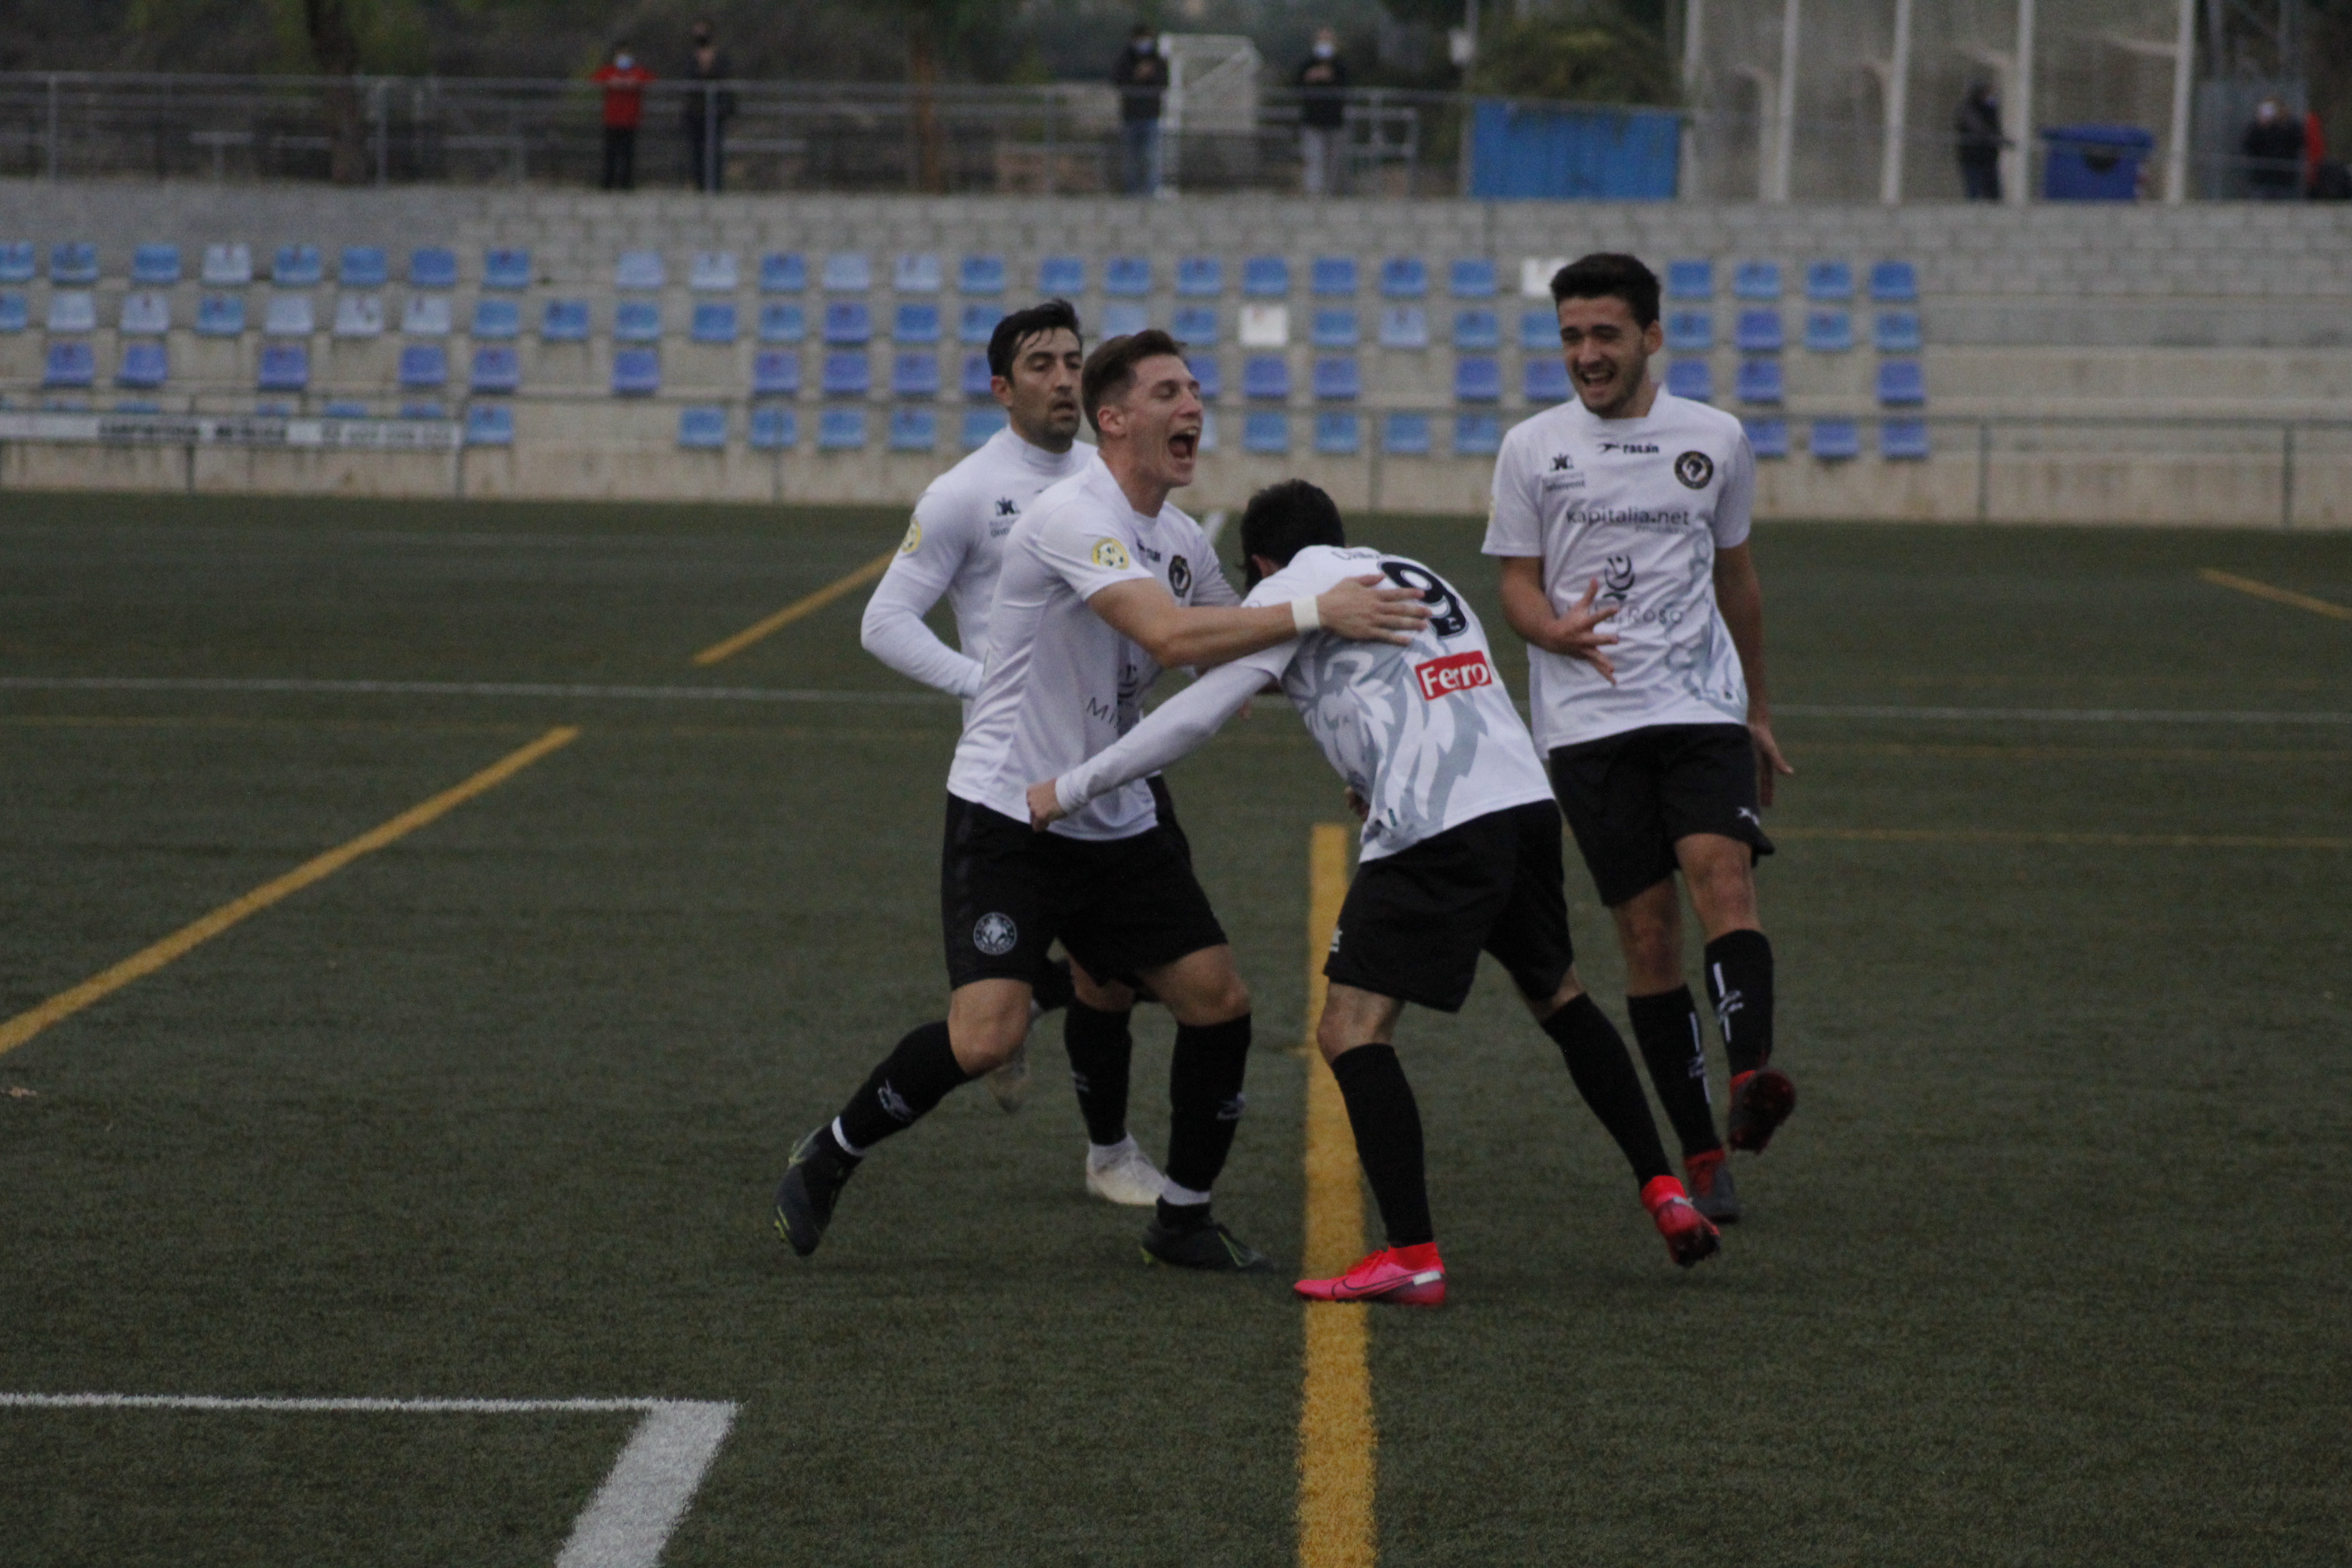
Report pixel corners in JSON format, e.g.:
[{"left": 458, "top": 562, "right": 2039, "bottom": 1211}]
[
  {"left": 1485, "top": 253, "right": 1799, "bottom": 1225},
  {"left": 1032, "top": 480, "right": 1722, "bottom": 1303},
  {"left": 777, "top": 331, "right": 1429, "bottom": 1271},
  {"left": 857, "top": 300, "right": 1169, "bottom": 1206}
]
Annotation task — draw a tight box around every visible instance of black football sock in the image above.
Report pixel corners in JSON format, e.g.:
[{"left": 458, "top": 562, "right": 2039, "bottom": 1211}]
[
  {"left": 833, "top": 1020, "right": 975, "bottom": 1153},
  {"left": 1627, "top": 986, "right": 1723, "bottom": 1159},
  {"left": 1703, "top": 929, "right": 1776, "bottom": 1076},
  {"left": 1541, "top": 994, "right": 1673, "bottom": 1187},
  {"left": 1162, "top": 1013, "right": 1252, "bottom": 1198},
  {"left": 1064, "top": 1000, "right": 1136, "bottom": 1147},
  {"left": 1328, "top": 1044, "right": 1434, "bottom": 1249}
]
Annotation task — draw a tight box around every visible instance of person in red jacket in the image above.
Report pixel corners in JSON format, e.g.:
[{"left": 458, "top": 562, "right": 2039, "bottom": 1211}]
[{"left": 592, "top": 44, "right": 654, "bottom": 191}]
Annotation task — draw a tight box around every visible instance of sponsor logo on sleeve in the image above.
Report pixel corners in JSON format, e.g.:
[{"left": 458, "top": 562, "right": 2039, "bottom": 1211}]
[
  {"left": 1167, "top": 553, "right": 1192, "bottom": 596},
  {"left": 899, "top": 519, "right": 923, "bottom": 554},
  {"left": 1674, "top": 450, "right": 1714, "bottom": 489},
  {"left": 1091, "top": 538, "right": 1132, "bottom": 570},
  {"left": 1413, "top": 650, "right": 1497, "bottom": 701}
]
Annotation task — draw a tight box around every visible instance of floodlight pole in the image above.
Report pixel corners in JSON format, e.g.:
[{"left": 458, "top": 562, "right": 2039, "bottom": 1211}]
[
  {"left": 1880, "top": 0, "right": 1913, "bottom": 203},
  {"left": 1771, "top": 0, "right": 1800, "bottom": 201},
  {"left": 1681, "top": 0, "right": 1705, "bottom": 197},
  {"left": 2163, "top": 0, "right": 2197, "bottom": 202},
  {"left": 2007, "top": 0, "right": 2036, "bottom": 205}
]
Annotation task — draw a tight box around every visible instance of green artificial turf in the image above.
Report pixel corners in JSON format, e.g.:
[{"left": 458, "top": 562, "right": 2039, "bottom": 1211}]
[{"left": 0, "top": 493, "right": 2345, "bottom": 1567}]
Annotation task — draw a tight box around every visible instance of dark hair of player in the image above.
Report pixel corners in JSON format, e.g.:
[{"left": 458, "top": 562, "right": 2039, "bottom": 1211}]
[
  {"left": 985, "top": 298, "right": 1082, "bottom": 381},
  {"left": 1079, "top": 328, "right": 1188, "bottom": 434},
  {"left": 1237, "top": 479, "right": 1347, "bottom": 591},
  {"left": 1549, "top": 252, "right": 1661, "bottom": 329}
]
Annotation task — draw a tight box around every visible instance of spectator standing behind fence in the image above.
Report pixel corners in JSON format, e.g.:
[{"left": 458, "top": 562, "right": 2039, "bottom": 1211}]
[
  {"left": 1295, "top": 28, "right": 1348, "bottom": 197},
  {"left": 1113, "top": 26, "right": 1169, "bottom": 197},
  {"left": 682, "top": 20, "right": 735, "bottom": 193},
  {"left": 593, "top": 44, "right": 654, "bottom": 191},
  {"left": 1955, "top": 82, "right": 2004, "bottom": 201},
  {"left": 2242, "top": 99, "right": 2306, "bottom": 199}
]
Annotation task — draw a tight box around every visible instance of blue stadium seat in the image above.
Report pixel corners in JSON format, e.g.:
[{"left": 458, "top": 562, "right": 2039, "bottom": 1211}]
[
  {"left": 960, "top": 303, "right": 1005, "bottom": 344},
  {"left": 691, "top": 251, "right": 738, "bottom": 291},
  {"left": 1806, "top": 260, "right": 1853, "bottom": 300},
  {"left": 823, "top": 301, "right": 872, "bottom": 345},
  {"left": 818, "top": 408, "right": 866, "bottom": 449},
  {"left": 1188, "top": 356, "right": 1221, "bottom": 399},
  {"left": 1881, "top": 418, "right": 1929, "bottom": 459},
  {"left": 255, "top": 402, "right": 296, "bottom": 417},
  {"left": 753, "top": 350, "right": 802, "bottom": 397},
  {"left": 340, "top": 246, "right": 388, "bottom": 287},
  {"left": 1811, "top": 419, "right": 1861, "bottom": 459},
  {"left": 1243, "top": 411, "right": 1290, "bottom": 453},
  {"left": 1379, "top": 257, "right": 1428, "bottom": 299},
  {"left": 760, "top": 303, "right": 806, "bottom": 343},
  {"left": 750, "top": 406, "right": 798, "bottom": 450},
  {"left": 1172, "top": 306, "right": 1218, "bottom": 345},
  {"left": 1803, "top": 310, "right": 1854, "bottom": 353},
  {"left": 115, "top": 342, "right": 167, "bottom": 389},
  {"left": 323, "top": 400, "right": 368, "bottom": 419},
  {"left": 1102, "top": 302, "right": 1148, "bottom": 337},
  {"left": 465, "top": 404, "right": 514, "bottom": 446},
  {"left": 1524, "top": 359, "right": 1570, "bottom": 404},
  {"left": 960, "top": 352, "right": 993, "bottom": 397},
  {"left": 962, "top": 407, "right": 1008, "bottom": 448},
  {"left": 1454, "top": 413, "right": 1501, "bottom": 456},
  {"left": 261, "top": 293, "right": 313, "bottom": 336},
  {"left": 470, "top": 346, "right": 521, "bottom": 393},
  {"left": 0, "top": 242, "right": 37, "bottom": 282},
  {"left": 410, "top": 247, "right": 459, "bottom": 289},
  {"left": 133, "top": 244, "right": 182, "bottom": 284},
  {"left": 1449, "top": 259, "right": 1497, "bottom": 299},
  {"left": 611, "top": 348, "right": 660, "bottom": 395},
  {"left": 120, "top": 292, "right": 170, "bottom": 334},
  {"left": 1453, "top": 356, "right": 1501, "bottom": 402},
  {"left": 892, "top": 352, "right": 941, "bottom": 397},
  {"left": 1105, "top": 256, "right": 1152, "bottom": 297},
  {"left": 399, "top": 344, "right": 448, "bottom": 389},
  {"left": 1520, "top": 310, "right": 1556, "bottom": 350},
  {"left": 1736, "top": 359, "right": 1784, "bottom": 404},
  {"left": 960, "top": 255, "right": 1006, "bottom": 296},
  {"left": 1378, "top": 306, "right": 1429, "bottom": 349},
  {"left": 402, "top": 295, "right": 452, "bottom": 336},
  {"left": 614, "top": 250, "right": 664, "bottom": 291},
  {"left": 1744, "top": 416, "right": 1791, "bottom": 459},
  {"left": 1175, "top": 256, "right": 1223, "bottom": 297},
  {"left": 1038, "top": 255, "right": 1085, "bottom": 295},
  {"left": 1452, "top": 309, "right": 1499, "bottom": 350},
  {"left": 1735, "top": 310, "right": 1784, "bottom": 353},
  {"left": 1314, "top": 412, "right": 1361, "bottom": 455},
  {"left": 690, "top": 303, "right": 738, "bottom": 344},
  {"left": 1382, "top": 412, "right": 1432, "bottom": 455},
  {"left": 471, "top": 299, "right": 521, "bottom": 340},
  {"left": 894, "top": 253, "right": 942, "bottom": 294},
  {"left": 332, "top": 295, "right": 383, "bottom": 338},
  {"left": 113, "top": 398, "right": 163, "bottom": 414},
  {"left": 1196, "top": 410, "right": 1219, "bottom": 453},
  {"left": 823, "top": 252, "right": 871, "bottom": 293},
  {"left": 761, "top": 252, "right": 807, "bottom": 293},
  {"left": 1665, "top": 310, "right": 1712, "bottom": 352},
  {"left": 679, "top": 406, "right": 728, "bottom": 448},
  {"left": 50, "top": 242, "right": 98, "bottom": 284},
  {"left": 255, "top": 342, "right": 308, "bottom": 391},
  {"left": 889, "top": 408, "right": 938, "bottom": 451},
  {"left": 1733, "top": 261, "right": 1781, "bottom": 299},
  {"left": 1311, "top": 256, "right": 1357, "bottom": 296},
  {"left": 1876, "top": 359, "right": 1925, "bottom": 405},
  {"left": 1241, "top": 256, "right": 1290, "bottom": 297},
  {"left": 615, "top": 301, "right": 662, "bottom": 342},
  {"left": 542, "top": 299, "right": 591, "bottom": 342},
  {"left": 1869, "top": 260, "right": 1919, "bottom": 302},
  {"left": 196, "top": 295, "right": 245, "bottom": 336},
  {"left": 1311, "top": 310, "right": 1358, "bottom": 348},
  {"left": 1875, "top": 311, "right": 1923, "bottom": 353},
  {"left": 49, "top": 291, "right": 97, "bottom": 333},
  {"left": 1242, "top": 356, "right": 1290, "bottom": 401},
  {"left": 1312, "top": 357, "right": 1361, "bottom": 401},
  {"left": 1666, "top": 259, "right": 1714, "bottom": 299},
  {"left": 201, "top": 244, "right": 252, "bottom": 286},
  {"left": 0, "top": 292, "right": 24, "bottom": 332},
  {"left": 1664, "top": 358, "right": 1713, "bottom": 402},
  {"left": 821, "top": 352, "right": 870, "bottom": 397},
  {"left": 483, "top": 248, "right": 532, "bottom": 290}
]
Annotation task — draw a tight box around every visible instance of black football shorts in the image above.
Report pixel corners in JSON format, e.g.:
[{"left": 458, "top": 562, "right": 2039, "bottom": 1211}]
[
  {"left": 1322, "top": 800, "right": 1574, "bottom": 1015},
  {"left": 1546, "top": 722, "right": 1775, "bottom": 909}
]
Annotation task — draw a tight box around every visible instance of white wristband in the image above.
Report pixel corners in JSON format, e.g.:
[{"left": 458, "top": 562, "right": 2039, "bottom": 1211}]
[{"left": 1290, "top": 595, "right": 1322, "bottom": 636}]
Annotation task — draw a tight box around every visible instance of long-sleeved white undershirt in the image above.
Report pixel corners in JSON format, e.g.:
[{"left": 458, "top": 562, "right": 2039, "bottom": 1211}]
[{"left": 1054, "top": 659, "right": 1270, "bottom": 815}]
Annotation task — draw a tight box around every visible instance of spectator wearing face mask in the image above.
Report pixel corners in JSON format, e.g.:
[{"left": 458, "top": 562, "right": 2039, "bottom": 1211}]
[
  {"left": 1296, "top": 28, "right": 1348, "bottom": 197},
  {"left": 1112, "top": 26, "right": 1169, "bottom": 197},
  {"left": 2242, "top": 98, "right": 2307, "bottom": 199},
  {"left": 593, "top": 43, "right": 655, "bottom": 191}
]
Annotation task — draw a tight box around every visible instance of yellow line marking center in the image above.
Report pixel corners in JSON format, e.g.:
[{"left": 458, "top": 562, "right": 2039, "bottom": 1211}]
[{"left": 692, "top": 551, "right": 896, "bottom": 666}]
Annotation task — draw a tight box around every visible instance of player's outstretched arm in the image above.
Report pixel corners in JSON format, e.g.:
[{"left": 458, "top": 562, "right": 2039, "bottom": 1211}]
[
  {"left": 1085, "top": 574, "right": 1427, "bottom": 671},
  {"left": 1712, "top": 542, "right": 1795, "bottom": 806},
  {"left": 1497, "top": 556, "right": 1620, "bottom": 681},
  {"left": 1028, "top": 661, "right": 1266, "bottom": 827},
  {"left": 860, "top": 521, "right": 984, "bottom": 699}
]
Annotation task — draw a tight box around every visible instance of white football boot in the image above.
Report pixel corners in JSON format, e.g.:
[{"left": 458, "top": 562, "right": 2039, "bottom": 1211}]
[{"left": 1084, "top": 1137, "right": 1168, "bottom": 1206}]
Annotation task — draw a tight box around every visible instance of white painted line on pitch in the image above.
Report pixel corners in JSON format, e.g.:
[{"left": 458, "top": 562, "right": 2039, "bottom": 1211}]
[
  {"left": 1774, "top": 703, "right": 2352, "bottom": 726},
  {"left": 0, "top": 1392, "right": 738, "bottom": 1568},
  {"left": 0, "top": 676, "right": 955, "bottom": 706}
]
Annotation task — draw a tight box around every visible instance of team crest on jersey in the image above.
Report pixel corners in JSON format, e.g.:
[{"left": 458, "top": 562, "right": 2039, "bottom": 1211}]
[
  {"left": 1674, "top": 451, "right": 1714, "bottom": 489},
  {"left": 1091, "top": 538, "right": 1132, "bottom": 570},
  {"left": 973, "top": 912, "right": 1019, "bottom": 956},
  {"left": 1167, "top": 553, "right": 1192, "bottom": 596},
  {"left": 898, "top": 519, "right": 923, "bottom": 555}
]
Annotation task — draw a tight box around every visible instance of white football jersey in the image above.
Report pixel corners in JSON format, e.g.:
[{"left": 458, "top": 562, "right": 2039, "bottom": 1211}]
[
  {"left": 1230, "top": 545, "right": 1554, "bottom": 862},
  {"left": 1482, "top": 389, "right": 1757, "bottom": 751},
  {"left": 947, "top": 459, "right": 1237, "bottom": 839},
  {"left": 861, "top": 426, "right": 1094, "bottom": 705}
]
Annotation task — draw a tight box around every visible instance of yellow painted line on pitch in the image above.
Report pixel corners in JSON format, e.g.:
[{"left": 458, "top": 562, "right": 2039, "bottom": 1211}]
[
  {"left": 2199, "top": 568, "right": 2352, "bottom": 621},
  {"left": 0, "top": 728, "right": 579, "bottom": 1059},
  {"left": 1298, "top": 821, "right": 1373, "bottom": 1568},
  {"left": 1775, "top": 825, "right": 2352, "bottom": 851},
  {"left": 691, "top": 551, "right": 896, "bottom": 666}
]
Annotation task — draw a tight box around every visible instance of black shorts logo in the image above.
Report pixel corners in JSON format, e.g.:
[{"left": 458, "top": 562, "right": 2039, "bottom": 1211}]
[
  {"left": 973, "top": 912, "right": 1019, "bottom": 956},
  {"left": 1673, "top": 451, "right": 1714, "bottom": 489},
  {"left": 1168, "top": 553, "right": 1192, "bottom": 597}
]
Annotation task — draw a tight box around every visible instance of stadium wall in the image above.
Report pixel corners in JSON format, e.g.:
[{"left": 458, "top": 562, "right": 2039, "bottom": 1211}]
[{"left": 4, "top": 181, "right": 2350, "bottom": 525}]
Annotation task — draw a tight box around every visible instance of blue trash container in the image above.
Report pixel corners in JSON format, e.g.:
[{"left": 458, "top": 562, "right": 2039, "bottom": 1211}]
[{"left": 2040, "top": 125, "right": 2154, "bottom": 201}]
